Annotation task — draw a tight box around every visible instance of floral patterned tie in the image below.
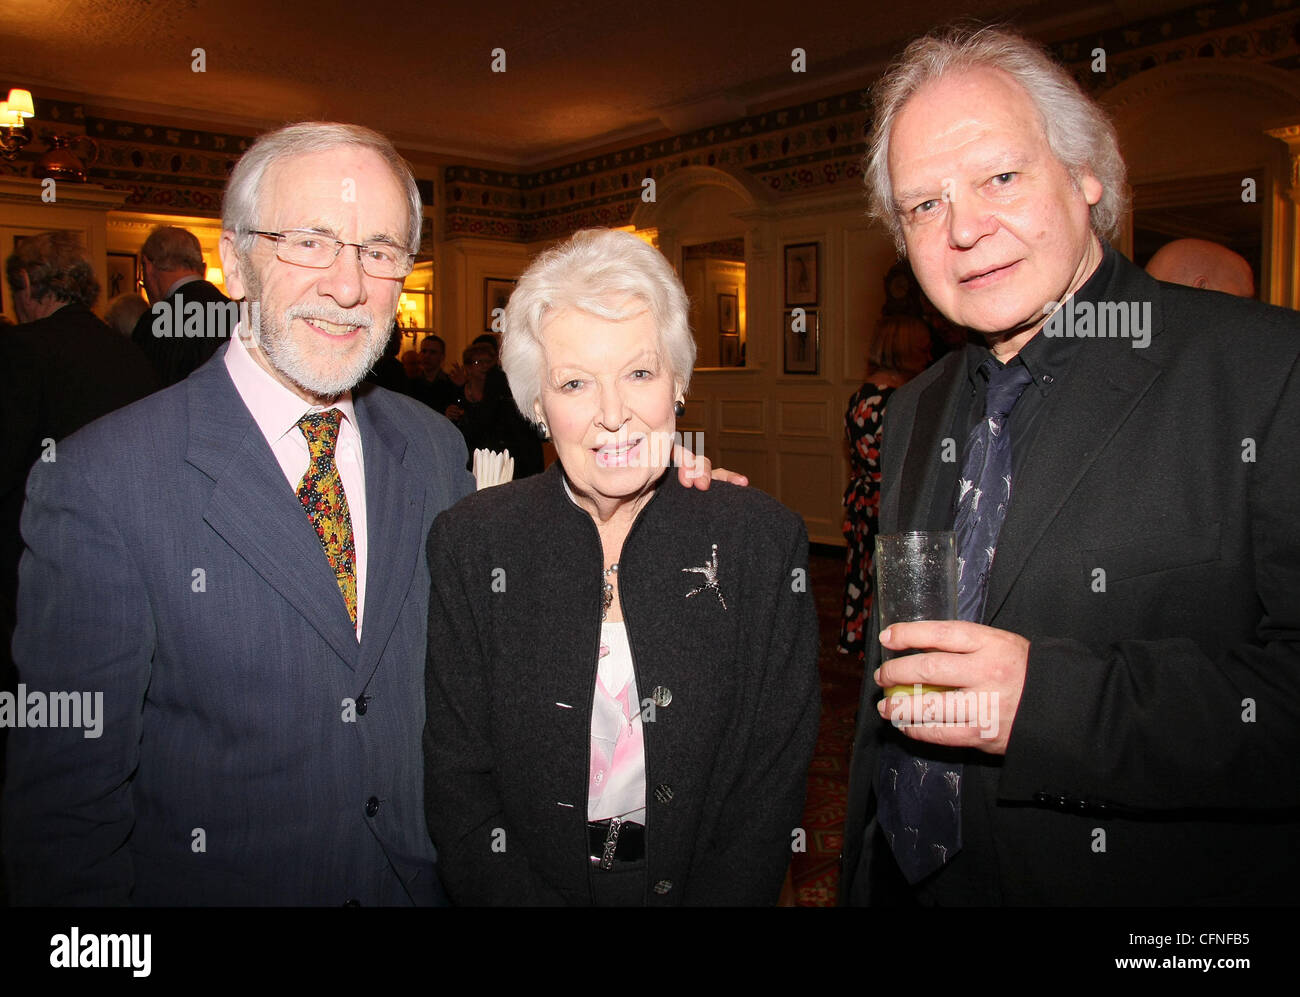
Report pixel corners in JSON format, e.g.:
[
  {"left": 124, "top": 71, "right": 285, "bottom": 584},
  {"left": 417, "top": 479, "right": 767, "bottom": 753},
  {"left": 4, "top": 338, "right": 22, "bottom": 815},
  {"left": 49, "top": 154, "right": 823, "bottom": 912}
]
[{"left": 296, "top": 410, "right": 357, "bottom": 628}]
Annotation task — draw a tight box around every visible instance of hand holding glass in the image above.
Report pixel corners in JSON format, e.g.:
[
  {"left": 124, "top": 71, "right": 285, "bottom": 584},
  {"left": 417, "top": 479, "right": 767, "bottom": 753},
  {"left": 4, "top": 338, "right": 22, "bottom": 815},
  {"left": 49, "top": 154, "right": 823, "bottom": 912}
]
[{"left": 874, "top": 531, "right": 956, "bottom": 698}]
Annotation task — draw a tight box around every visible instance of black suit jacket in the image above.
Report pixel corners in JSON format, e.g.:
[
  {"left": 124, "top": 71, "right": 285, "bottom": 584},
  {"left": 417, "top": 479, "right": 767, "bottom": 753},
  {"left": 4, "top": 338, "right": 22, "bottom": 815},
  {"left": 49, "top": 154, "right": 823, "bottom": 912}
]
[
  {"left": 842, "top": 251, "right": 1300, "bottom": 904},
  {"left": 130, "top": 278, "right": 232, "bottom": 387},
  {"left": 424, "top": 464, "right": 821, "bottom": 905}
]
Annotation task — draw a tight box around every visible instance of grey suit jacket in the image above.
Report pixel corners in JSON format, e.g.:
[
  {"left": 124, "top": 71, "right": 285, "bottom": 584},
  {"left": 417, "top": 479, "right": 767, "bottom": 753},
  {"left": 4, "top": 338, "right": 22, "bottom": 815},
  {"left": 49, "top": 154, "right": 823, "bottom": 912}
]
[
  {"left": 842, "top": 251, "right": 1300, "bottom": 904},
  {"left": 3, "top": 344, "right": 473, "bottom": 905}
]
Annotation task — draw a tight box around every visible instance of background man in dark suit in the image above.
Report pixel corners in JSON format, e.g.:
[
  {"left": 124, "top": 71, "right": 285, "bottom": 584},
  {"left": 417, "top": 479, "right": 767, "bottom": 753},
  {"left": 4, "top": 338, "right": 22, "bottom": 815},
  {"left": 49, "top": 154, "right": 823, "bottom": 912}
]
[
  {"left": 130, "top": 224, "right": 232, "bottom": 386},
  {"left": 842, "top": 26, "right": 1300, "bottom": 905},
  {"left": 411, "top": 333, "right": 458, "bottom": 414}
]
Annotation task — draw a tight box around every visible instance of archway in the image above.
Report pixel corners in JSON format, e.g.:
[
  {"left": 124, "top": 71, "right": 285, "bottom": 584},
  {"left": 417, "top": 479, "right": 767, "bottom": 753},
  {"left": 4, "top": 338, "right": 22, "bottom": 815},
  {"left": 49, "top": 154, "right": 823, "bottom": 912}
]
[{"left": 1101, "top": 60, "right": 1300, "bottom": 304}]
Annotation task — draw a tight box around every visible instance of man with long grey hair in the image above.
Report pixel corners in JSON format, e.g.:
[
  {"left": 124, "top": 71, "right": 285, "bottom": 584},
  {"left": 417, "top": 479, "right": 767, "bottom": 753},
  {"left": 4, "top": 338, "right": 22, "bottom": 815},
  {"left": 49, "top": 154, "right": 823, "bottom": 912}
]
[{"left": 842, "top": 26, "right": 1300, "bottom": 905}]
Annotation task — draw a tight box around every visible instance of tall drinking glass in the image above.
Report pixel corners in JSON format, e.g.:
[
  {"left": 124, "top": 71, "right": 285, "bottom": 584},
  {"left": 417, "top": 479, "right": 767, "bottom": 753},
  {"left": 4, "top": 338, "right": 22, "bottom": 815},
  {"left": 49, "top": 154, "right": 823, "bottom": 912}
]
[{"left": 874, "top": 530, "right": 957, "bottom": 697}]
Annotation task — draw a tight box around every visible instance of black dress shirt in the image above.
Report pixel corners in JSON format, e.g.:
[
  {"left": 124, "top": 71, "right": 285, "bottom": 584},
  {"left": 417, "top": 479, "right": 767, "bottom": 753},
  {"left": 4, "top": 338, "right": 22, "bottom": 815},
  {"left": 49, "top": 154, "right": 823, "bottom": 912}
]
[{"left": 927, "top": 247, "right": 1118, "bottom": 530}]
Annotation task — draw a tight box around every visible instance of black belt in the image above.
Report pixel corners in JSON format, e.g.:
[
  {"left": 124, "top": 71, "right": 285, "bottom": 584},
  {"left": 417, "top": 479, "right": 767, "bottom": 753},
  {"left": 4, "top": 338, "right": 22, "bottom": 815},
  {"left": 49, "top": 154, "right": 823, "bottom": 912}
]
[{"left": 588, "top": 818, "right": 645, "bottom": 868}]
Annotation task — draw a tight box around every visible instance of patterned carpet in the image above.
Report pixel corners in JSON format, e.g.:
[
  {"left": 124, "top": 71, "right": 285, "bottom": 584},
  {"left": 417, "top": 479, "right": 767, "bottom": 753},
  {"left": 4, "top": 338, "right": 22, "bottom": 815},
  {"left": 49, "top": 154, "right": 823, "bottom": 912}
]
[{"left": 789, "top": 546, "right": 862, "bottom": 907}]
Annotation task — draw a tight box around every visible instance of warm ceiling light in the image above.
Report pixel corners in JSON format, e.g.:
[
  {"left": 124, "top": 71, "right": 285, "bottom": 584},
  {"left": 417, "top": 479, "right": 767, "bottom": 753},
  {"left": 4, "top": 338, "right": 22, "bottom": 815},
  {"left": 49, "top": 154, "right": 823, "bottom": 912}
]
[{"left": 6, "top": 89, "right": 34, "bottom": 118}]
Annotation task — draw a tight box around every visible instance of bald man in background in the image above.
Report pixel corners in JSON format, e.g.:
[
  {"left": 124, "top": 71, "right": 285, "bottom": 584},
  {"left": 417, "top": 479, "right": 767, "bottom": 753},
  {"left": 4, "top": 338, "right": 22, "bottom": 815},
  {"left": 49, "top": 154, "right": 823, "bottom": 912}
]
[
  {"left": 1145, "top": 238, "right": 1255, "bottom": 298},
  {"left": 130, "top": 225, "right": 233, "bottom": 386}
]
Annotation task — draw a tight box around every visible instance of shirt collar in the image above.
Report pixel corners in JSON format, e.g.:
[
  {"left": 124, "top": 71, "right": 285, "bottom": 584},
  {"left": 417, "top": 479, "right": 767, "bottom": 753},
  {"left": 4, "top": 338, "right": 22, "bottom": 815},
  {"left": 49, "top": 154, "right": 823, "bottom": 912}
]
[
  {"left": 224, "top": 322, "right": 358, "bottom": 448},
  {"left": 165, "top": 273, "right": 202, "bottom": 298}
]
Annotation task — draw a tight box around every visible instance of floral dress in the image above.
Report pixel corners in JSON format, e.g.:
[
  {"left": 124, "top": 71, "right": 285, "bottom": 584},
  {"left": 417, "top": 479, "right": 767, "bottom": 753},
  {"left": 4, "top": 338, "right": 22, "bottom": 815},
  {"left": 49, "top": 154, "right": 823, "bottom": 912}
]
[{"left": 840, "top": 383, "right": 895, "bottom": 654}]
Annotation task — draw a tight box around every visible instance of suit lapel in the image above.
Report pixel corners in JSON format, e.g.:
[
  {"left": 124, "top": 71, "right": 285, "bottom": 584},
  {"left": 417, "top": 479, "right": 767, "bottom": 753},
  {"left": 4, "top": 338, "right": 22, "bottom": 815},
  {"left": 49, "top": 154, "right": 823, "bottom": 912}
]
[
  {"left": 984, "top": 261, "right": 1166, "bottom": 621},
  {"left": 186, "top": 352, "right": 363, "bottom": 669},
  {"left": 895, "top": 353, "right": 967, "bottom": 532},
  {"left": 352, "top": 386, "right": 425, "bottom": 686}
]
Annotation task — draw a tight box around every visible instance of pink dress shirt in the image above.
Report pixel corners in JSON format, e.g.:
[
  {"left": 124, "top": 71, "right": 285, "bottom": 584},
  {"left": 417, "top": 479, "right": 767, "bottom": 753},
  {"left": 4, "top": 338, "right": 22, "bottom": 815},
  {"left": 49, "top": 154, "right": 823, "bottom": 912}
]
[{"left": 224, "top": 327, "right": 368, "bottom": 639}]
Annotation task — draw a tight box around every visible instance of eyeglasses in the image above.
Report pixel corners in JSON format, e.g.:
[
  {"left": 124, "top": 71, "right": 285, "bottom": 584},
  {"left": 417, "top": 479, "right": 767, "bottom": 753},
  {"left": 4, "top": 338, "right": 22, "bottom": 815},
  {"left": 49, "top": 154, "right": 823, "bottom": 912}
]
[{"left": 248, "top": 229, "right": 415, "bottom": 279}]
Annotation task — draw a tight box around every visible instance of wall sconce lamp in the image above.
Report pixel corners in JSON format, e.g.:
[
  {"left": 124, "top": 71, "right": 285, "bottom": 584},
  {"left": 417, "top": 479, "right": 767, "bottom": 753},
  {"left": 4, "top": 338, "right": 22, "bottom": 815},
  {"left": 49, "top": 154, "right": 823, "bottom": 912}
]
[{"left": 1, "top": 87, "right": 35, "bottom": 160}]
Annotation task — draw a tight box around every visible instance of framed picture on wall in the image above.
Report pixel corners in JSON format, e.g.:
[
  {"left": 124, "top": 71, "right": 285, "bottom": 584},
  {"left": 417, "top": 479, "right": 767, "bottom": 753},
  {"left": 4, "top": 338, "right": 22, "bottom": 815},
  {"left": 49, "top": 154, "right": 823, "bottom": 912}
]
[
  {"left": 782, "top": 308, "right": 819, "bottom": 374},
  {"left": 718, "top": 293, "right": 738, "bottom": 333},
  {"left": 483, "top": 277, "right": 517, "bottom": 331},
  {"left": 720, "top": 333, "right": 741, "bottom": 366},
  {"left": 106, "top": 253, "right": 138, "bottom": 299},
  {"left": 783, "top": 242, "right": 819, "bottom": 306}
]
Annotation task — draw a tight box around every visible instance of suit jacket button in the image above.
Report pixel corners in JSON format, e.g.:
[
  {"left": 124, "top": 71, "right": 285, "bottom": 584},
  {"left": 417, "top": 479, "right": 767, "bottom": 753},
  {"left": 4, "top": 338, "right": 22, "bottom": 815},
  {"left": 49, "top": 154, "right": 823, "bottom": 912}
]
[
  {"left": 653, "top": 880, "right": 673, "bottom": 895},
  {"left": 651, "top": 686, "right": 672, "bottom": 707},
  {"left": 1055, "top": 795, "right": 1069, "bottom": 811},
  {"left": 365, "top": 796, "right": 380, "bottom": 818},
  {"left": 654, "top": 784, "right": 674, "bottom": 804},
  {"left": 343, "top": 899, "right": 361, "bottom": 907},
  {"left": 1033, "top": 792, "right": 1051, "bottom": 804},
  {"left": 356, "top": 695, "right": 370, "bottom": 716}
]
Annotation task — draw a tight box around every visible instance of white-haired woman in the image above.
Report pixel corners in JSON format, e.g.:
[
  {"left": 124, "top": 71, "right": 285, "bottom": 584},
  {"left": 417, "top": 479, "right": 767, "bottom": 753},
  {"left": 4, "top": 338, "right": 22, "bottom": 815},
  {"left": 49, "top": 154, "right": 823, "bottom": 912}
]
[{"left": 424, "top": 228, "right": 820, "bottom": 906}]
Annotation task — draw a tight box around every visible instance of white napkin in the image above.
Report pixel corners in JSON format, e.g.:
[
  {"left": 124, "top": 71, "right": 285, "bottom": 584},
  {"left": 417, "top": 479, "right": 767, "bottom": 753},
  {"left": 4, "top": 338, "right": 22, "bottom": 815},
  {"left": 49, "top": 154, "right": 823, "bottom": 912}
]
[{"left": 473, "top": 448, "right": 515, "bottom": 490}]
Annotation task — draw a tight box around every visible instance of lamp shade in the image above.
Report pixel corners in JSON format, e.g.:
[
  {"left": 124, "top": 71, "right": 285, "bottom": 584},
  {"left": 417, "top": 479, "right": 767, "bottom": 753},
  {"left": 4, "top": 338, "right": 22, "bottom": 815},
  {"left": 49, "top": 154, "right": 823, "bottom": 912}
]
[{"left": 6, "top": 89, "right": 35, "bottom": 118}]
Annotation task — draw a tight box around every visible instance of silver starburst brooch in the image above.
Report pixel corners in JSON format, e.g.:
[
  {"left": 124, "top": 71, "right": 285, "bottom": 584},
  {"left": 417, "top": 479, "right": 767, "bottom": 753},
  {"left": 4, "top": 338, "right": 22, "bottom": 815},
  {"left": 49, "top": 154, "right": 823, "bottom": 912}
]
[{"left": 683, "top": 543, "right": 727, "bottom": 609}]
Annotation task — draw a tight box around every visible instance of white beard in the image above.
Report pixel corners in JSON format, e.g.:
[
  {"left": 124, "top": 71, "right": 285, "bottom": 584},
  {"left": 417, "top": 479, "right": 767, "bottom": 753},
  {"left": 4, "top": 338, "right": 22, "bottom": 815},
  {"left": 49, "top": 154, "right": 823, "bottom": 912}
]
[{"left": 241, "top": 255, "right": 391, "bottom": 400}]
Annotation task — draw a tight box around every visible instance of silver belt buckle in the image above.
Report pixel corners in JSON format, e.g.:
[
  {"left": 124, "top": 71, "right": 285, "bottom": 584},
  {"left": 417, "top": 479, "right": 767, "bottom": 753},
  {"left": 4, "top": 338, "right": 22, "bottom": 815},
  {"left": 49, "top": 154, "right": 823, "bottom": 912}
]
[{"left": 598, "top": 816, "right": 623, "bottom": 870}]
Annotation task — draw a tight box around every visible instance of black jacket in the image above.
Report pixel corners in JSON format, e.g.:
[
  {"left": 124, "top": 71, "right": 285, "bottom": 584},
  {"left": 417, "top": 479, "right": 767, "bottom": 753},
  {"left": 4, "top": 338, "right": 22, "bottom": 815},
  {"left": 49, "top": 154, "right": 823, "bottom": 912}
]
[
  {"left": 842, "top": 250, "right": 1300, "bottom": 905},
  {"left": 424, "top": 463, "right": 820, "bottom": 905},
  {"left": 451, "top": 368, "right": 543, "bottom": 478},
  {"left": 130, "top": 278, "right": 232, "bottom": 387}
]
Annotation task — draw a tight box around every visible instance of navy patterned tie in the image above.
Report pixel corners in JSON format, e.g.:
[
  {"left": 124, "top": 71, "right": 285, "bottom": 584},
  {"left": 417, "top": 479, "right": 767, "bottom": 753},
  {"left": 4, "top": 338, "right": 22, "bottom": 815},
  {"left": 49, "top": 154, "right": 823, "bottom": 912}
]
[
  {"left": 877, "top": 358, "right": 1033, "bottom": 884},
  {"left": 953, "top": 360, "right": 1034, "bottom": 621}
]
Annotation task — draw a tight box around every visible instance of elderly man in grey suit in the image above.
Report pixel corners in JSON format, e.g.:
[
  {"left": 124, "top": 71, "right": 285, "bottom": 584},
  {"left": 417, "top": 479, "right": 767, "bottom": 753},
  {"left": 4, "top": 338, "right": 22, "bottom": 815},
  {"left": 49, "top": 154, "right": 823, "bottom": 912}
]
[{"left": 4, "top": 122, "right": 470, "bottom": 906}]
